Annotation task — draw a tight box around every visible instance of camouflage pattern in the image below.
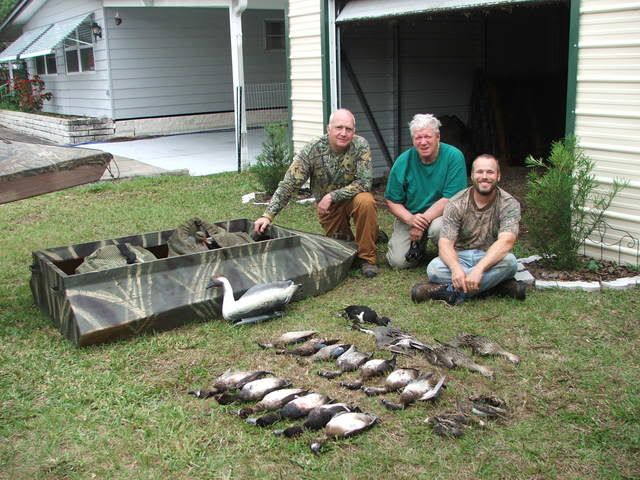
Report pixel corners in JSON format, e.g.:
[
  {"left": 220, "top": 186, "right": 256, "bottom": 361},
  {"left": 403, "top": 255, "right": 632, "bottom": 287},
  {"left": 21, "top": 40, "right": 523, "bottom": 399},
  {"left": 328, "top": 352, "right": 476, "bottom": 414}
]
[
  {"left": 0, "top": 141, "right": 111, "bottom": 204},
  {"left": 75, "top": 243, "right": 157, "bottom": 274},
  {"left": 440, "top": 187, "right": 521, "bottom": 251},
  {"left": 263, "top": 135, "right": 372, "bottom": 220},
  {"left": 167, "top": 218, "right": 254, "bottom": 256},
  {"left": 29, "top": 219, "right": 357, "bottom": 346}
]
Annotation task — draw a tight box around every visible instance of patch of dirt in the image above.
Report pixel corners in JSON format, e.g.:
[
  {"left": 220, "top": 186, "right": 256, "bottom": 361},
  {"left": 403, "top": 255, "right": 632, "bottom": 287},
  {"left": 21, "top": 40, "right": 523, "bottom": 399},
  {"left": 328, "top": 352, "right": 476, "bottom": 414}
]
[{"left": 524, "top": 256, "right": 638, "bottom": 282}]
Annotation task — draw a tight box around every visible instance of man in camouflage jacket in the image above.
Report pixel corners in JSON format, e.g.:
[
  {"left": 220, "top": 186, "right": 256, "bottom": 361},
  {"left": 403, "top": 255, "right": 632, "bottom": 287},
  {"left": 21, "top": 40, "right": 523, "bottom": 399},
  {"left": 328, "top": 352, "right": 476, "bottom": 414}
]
[
  {"left": 411, "top": 154, "right": 526, "bottom": 304},
  {"left": 254, "top": 109, "right": 379, "bottom": 277}
]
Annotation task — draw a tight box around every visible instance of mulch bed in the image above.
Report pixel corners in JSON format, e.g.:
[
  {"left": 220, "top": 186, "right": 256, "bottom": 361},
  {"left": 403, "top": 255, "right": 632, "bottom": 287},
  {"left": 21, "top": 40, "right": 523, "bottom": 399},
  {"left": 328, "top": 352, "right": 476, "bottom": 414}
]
[{"left": 524, "top": 257, "right": 638, "bottom": 282}]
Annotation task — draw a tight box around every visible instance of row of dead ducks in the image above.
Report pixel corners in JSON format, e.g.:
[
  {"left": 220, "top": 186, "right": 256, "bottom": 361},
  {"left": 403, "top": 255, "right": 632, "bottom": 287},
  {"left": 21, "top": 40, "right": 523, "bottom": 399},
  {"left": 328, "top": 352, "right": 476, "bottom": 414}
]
[{"left": 188, "top": 369, "right": 378, "bottom": 453}]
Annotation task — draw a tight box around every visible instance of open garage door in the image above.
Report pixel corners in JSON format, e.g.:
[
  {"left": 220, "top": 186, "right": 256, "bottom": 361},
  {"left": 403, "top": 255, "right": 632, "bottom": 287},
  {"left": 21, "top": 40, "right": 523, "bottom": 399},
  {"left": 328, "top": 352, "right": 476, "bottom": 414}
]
[{"left": 335, "top": 0, "right": 569, "bottom": 176}]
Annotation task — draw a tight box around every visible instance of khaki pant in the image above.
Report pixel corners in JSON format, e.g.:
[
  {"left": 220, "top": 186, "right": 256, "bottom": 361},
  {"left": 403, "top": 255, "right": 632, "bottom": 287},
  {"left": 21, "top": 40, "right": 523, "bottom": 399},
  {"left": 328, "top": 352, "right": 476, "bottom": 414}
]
[
  {"left": 318, "top": 192, "right": 378, "bottom": 264},
  {"left": 386, "top": 217, "right": 442, "bottom": 269}
]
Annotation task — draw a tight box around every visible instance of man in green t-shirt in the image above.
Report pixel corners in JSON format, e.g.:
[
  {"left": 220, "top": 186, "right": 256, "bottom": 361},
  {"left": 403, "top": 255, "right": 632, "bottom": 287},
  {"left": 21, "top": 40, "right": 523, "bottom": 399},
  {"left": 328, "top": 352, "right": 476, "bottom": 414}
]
[{"left": 384, "top": 114, "right": 467, "bottom": 268}]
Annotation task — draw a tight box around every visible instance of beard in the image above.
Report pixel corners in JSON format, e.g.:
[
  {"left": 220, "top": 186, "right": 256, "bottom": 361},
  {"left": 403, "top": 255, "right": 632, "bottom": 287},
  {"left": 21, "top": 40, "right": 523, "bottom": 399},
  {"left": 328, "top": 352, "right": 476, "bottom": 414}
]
[{"left": 473, "top": 180, "right": 497, "bottom": 196}]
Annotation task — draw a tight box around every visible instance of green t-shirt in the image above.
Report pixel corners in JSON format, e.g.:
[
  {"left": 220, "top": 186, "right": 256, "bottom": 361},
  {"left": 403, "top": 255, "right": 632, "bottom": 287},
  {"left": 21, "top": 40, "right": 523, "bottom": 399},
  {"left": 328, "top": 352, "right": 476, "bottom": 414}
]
[{"left": 384, "top": 142, "right": 467, "bottom": 214}]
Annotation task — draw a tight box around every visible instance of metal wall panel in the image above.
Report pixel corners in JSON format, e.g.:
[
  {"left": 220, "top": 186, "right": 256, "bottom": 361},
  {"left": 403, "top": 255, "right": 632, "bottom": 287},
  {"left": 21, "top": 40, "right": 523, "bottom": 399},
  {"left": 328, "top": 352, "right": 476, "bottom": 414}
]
[{"left": 575, "top": 0, "right": 640, "bottom": 265}]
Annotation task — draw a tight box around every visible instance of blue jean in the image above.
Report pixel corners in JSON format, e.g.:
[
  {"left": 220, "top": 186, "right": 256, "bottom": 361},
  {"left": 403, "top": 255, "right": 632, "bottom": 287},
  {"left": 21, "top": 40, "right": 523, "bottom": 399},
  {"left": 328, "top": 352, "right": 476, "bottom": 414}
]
[{"left": 426, "top": 250, "right": 518, "bottom": 296}]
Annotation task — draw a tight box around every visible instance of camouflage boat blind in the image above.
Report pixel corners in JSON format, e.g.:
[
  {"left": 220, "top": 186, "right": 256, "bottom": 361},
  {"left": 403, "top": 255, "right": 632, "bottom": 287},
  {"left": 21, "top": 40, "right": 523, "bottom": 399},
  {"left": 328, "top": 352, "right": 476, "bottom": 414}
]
[{"left": 30, "top": 219, "right": 357, "bottom": 346}]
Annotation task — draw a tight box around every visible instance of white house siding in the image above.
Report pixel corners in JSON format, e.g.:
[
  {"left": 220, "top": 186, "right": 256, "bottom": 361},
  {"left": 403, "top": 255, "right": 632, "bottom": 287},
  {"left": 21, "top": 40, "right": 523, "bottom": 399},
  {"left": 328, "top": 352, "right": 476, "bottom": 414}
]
[
  {"left": 288, "top": 0, "right": 325, "bottom": 152},
  {"left": 107, "top": 7, "right": 285, "bottom": 120},
  {"left": 575, "top": 0, "right": 640, "bottom": 266},
  {"left": 23, "top": 0, "right": 111, "bottom": 117}
]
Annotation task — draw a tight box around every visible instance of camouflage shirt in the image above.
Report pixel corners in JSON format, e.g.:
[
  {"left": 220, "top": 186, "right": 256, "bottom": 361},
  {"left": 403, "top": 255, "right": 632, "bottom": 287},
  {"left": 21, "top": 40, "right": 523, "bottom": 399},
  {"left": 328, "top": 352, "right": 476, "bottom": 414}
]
[
  {"left": 440, "top": 187, "right": 521, "bottom": 251},
  {"left": 262, "top": 134, "right": 373, "bottom": 220}
]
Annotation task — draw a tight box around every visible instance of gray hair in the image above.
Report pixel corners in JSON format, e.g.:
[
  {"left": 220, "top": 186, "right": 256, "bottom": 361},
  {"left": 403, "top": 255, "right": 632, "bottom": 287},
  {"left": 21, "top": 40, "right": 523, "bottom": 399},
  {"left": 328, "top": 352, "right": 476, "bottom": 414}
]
[{"left": 409, "top": 114, "right": 441, "bottom": 137}]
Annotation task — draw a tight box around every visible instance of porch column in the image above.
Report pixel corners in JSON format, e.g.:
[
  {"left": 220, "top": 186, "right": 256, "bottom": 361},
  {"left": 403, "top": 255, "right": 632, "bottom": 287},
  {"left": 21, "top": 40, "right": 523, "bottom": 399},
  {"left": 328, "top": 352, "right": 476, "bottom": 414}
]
[{"left": 229, "top": 0, "right": 248, "bottom": 171}]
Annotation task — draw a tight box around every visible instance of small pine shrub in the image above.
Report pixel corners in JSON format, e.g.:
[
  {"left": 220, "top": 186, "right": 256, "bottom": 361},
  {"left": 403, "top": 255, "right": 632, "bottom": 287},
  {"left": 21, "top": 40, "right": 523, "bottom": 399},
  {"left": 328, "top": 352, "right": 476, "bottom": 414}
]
[
  {"left": 524, "top": 136, "right": 627, "bottom": 270},
  {"left": 251, "top": 122, "right": 292, "bottom": 195}
]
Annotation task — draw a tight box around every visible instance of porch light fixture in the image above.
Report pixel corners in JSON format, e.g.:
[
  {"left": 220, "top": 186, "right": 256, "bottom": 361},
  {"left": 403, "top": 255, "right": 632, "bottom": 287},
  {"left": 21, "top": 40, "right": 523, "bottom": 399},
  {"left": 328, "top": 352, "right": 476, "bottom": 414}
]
[
  {"left": 114, "top": 11, "right": 122, "bottom": 26},
  {"left": 91, "top": 22, "right": 102, "bottom": 40}
]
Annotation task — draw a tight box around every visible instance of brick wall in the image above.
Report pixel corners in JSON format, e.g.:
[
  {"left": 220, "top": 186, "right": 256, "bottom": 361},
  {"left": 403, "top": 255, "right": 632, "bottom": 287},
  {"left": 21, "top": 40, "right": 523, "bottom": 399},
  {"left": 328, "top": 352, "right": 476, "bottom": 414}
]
[{"left": 0, "top": 110, "right": 115, "bottom": 145}]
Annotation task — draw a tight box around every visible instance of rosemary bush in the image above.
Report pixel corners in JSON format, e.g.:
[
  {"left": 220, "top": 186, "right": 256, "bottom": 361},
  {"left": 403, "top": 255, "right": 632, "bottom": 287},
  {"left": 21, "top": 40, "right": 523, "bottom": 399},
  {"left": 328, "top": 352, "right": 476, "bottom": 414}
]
[
  {"left": 524, "top": 136, "right": 627, "bottom": 270},
  {"left": 251, "top": 122, "right": 292, "bottom": 195}
]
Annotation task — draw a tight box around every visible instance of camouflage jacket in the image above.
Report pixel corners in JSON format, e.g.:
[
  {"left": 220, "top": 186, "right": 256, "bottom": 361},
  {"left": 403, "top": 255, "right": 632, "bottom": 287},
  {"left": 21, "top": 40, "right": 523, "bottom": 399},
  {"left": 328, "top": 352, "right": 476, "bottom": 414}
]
[
  {"left": 263, "top": 134, "right": 373, "bottom": 220},
  {"left": 440, "top": 187, "right": 521, "bottom": 251}
]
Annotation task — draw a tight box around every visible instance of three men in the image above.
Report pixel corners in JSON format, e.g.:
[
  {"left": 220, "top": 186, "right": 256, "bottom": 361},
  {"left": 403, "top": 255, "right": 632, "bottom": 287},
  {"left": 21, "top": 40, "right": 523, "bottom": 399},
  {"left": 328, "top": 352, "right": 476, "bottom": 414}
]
[
  {"left": 412, "top": 154, "right": 526, "bottom": 305},
  {"left": 254, "top": 109, "right": 380, "bottom": 278},
  {"left": 384, "top": 114, "right": 467, "bottom": 268}
]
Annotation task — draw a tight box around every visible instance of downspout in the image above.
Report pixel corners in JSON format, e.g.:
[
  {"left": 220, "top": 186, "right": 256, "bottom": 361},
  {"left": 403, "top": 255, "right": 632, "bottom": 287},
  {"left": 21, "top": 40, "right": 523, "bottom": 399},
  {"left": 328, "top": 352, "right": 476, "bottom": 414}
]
[{"left": 229, "top": 0, "right": 248, "bottom": 172}]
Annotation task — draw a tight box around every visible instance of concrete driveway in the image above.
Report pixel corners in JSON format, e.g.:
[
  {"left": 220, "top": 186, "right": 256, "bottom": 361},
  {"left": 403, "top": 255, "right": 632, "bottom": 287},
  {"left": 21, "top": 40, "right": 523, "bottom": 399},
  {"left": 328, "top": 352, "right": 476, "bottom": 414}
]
[{"left": 79, "top": 129, "right": 267, "bottom": 177}]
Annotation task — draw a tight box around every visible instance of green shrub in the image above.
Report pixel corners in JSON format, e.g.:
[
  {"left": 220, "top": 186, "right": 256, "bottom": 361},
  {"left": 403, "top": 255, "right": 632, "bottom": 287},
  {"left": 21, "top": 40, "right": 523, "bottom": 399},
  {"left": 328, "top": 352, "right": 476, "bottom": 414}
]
[
  {"left": 251, "top": 122, "right": 292, "bottom": 195},
  {"left": 524, "top": 136, "right": 627, "bottom": 270}
]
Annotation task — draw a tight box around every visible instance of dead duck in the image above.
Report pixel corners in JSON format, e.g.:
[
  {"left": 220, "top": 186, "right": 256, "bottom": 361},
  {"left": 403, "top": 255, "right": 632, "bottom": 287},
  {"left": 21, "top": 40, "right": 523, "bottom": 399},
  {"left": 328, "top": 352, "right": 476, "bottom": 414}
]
[
  {"left": 353, "top": 324, "right": 435, "bottom": 355},
  {"left": 207, "top": 275, "right": 300, "bottom": 325},
  {"left": 247, "top": 392, "right": 332, "bottom": 426},
  {"left": 425, "top": 412, "right": 484, "bottom": 438},
  {"left": 361, "top": 367, "right": 421, "bottom": 396},
  {"left": 236, "top": 387, "right": 307, "bottom": 418},
  {"left": 215, "top": 377, "right": 290, "bottom": 405},
  {"left": 340, "top": 356, "right": 397, "bottom": 390},
  {"left": 317, "top": 345, "right": 372, "bottom": 379},
  {"left": 310, "top": 411, "right": 379, "bottom": 454},
  {"left": 257, "top": 330, "right": 317, "bottom": 349},
  {"left": 449, "top": 333, "right": 520, "bottom": 364},
  {"left": 341, "top": 305, "right": 390, "bottom": 326},
  {"left": 275, "top": 338, "right": 339, "bottom": 357},
  {"left": 274, "top": 403, "right": 356, "bottom": 437},
  {"left": 428, "top": 342, "right": 494, "bottom": 379},
  {"left": 464, "top": 394, "right": 507, "bottom": 418},
  {"left": 381, "top": 374, "right": 446, "bottom": 410},
  {"left": 188, "top": 369, "right": 271, "bottom": 399},
  {"left": 311, "top": 343, "right": 351, "bottom": 362}
]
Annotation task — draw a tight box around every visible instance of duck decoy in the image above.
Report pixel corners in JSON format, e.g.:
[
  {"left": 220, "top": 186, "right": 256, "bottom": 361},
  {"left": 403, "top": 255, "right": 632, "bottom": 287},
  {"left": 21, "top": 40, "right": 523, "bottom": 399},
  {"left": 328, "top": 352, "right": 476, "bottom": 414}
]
[
  {"left": 216, "top": 377, "right": 290, "bottom": 405},
  {"left": 429, "top": 342, "right": 494, "bottom": 379},
  {"left": 310, "top": 411, "right": 379, "bottom": 454},
  {"left": 188, "top": 369, "right": 271, "bottom": 399},
  {"left": 361, "top": 367, "right": 421, "bottom": 396},
  {"left": 448, "top": 333, "right": 520, "bottom": 365},
  {"left": 274, "top": 403, "right": 356, "bottom": 437},
  {"left": 275, "top": 338, "right": 339, "bottom": 357},
  {"left": 341, "top": 305, "right": 390, "bottom": 326},
  {"left": 311, "top": 343, "right": 351, "bottom": 362},
  {"left": 257, "top": 330, "right": 317, "bottom": 349},
  {"left": 317, "top": 345, "right": 371, "bottom": 379},
  {"left": 381, "top": 374, "right": 446, "bottom": 410},
  {"left": 247, "top": 392, "right": 332, "bottom": 427},
  {"left": 236, "top": 387, "right": 307, "bottom": 418},
  {"left": 207, "top": 275, "right": 301, "bottom": 325}
]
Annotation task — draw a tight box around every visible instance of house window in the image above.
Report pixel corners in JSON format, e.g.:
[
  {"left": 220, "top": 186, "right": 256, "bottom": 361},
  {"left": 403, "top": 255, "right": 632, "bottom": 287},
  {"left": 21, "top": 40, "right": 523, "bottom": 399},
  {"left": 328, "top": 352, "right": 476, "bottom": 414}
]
[
  {"left": 265, "top": 20, "right": 284, "bottom": 51},
  {"left": 64, "top": 17, "right": 95, "bottom": 73},
  {"left": 35, "top": 53, "right": 57, "bottom": 75}
]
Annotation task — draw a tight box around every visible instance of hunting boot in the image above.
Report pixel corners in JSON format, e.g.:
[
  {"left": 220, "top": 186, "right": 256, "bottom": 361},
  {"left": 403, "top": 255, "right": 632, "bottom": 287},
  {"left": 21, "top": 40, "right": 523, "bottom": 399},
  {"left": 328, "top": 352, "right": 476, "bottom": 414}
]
[
  {"left": 488, "top": 279, "right": 526, "bottom": 300},
  {"left": 411, "top": 282, "right": 463, "bottom": 306}
]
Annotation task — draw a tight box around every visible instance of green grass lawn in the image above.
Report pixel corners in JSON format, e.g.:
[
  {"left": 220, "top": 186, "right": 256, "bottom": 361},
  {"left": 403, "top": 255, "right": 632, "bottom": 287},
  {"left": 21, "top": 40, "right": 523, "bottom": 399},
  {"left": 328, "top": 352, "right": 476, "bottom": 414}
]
[{"left": 1, "top": 173, "right": 638, "bottom": 480}]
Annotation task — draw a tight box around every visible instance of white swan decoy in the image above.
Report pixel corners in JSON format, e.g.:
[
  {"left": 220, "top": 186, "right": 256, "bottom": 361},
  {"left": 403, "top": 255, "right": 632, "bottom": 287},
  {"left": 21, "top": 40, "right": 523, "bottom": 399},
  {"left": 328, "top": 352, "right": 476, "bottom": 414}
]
[{"left": 207, "top": 275, "right": 301, "bottom": 326}]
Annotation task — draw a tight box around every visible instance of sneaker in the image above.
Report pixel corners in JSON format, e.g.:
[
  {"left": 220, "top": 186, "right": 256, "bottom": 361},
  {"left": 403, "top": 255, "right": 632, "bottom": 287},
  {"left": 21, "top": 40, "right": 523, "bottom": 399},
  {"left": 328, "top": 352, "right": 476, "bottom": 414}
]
[
  {"left": 361, "top": 263, "right": 379, "bottom": 278},
  {"left": 490, "top": 279, "right": 526, "bottom": 300},
  {"left": 411, "top": 281, "right": 462, "bottom": 305}
]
